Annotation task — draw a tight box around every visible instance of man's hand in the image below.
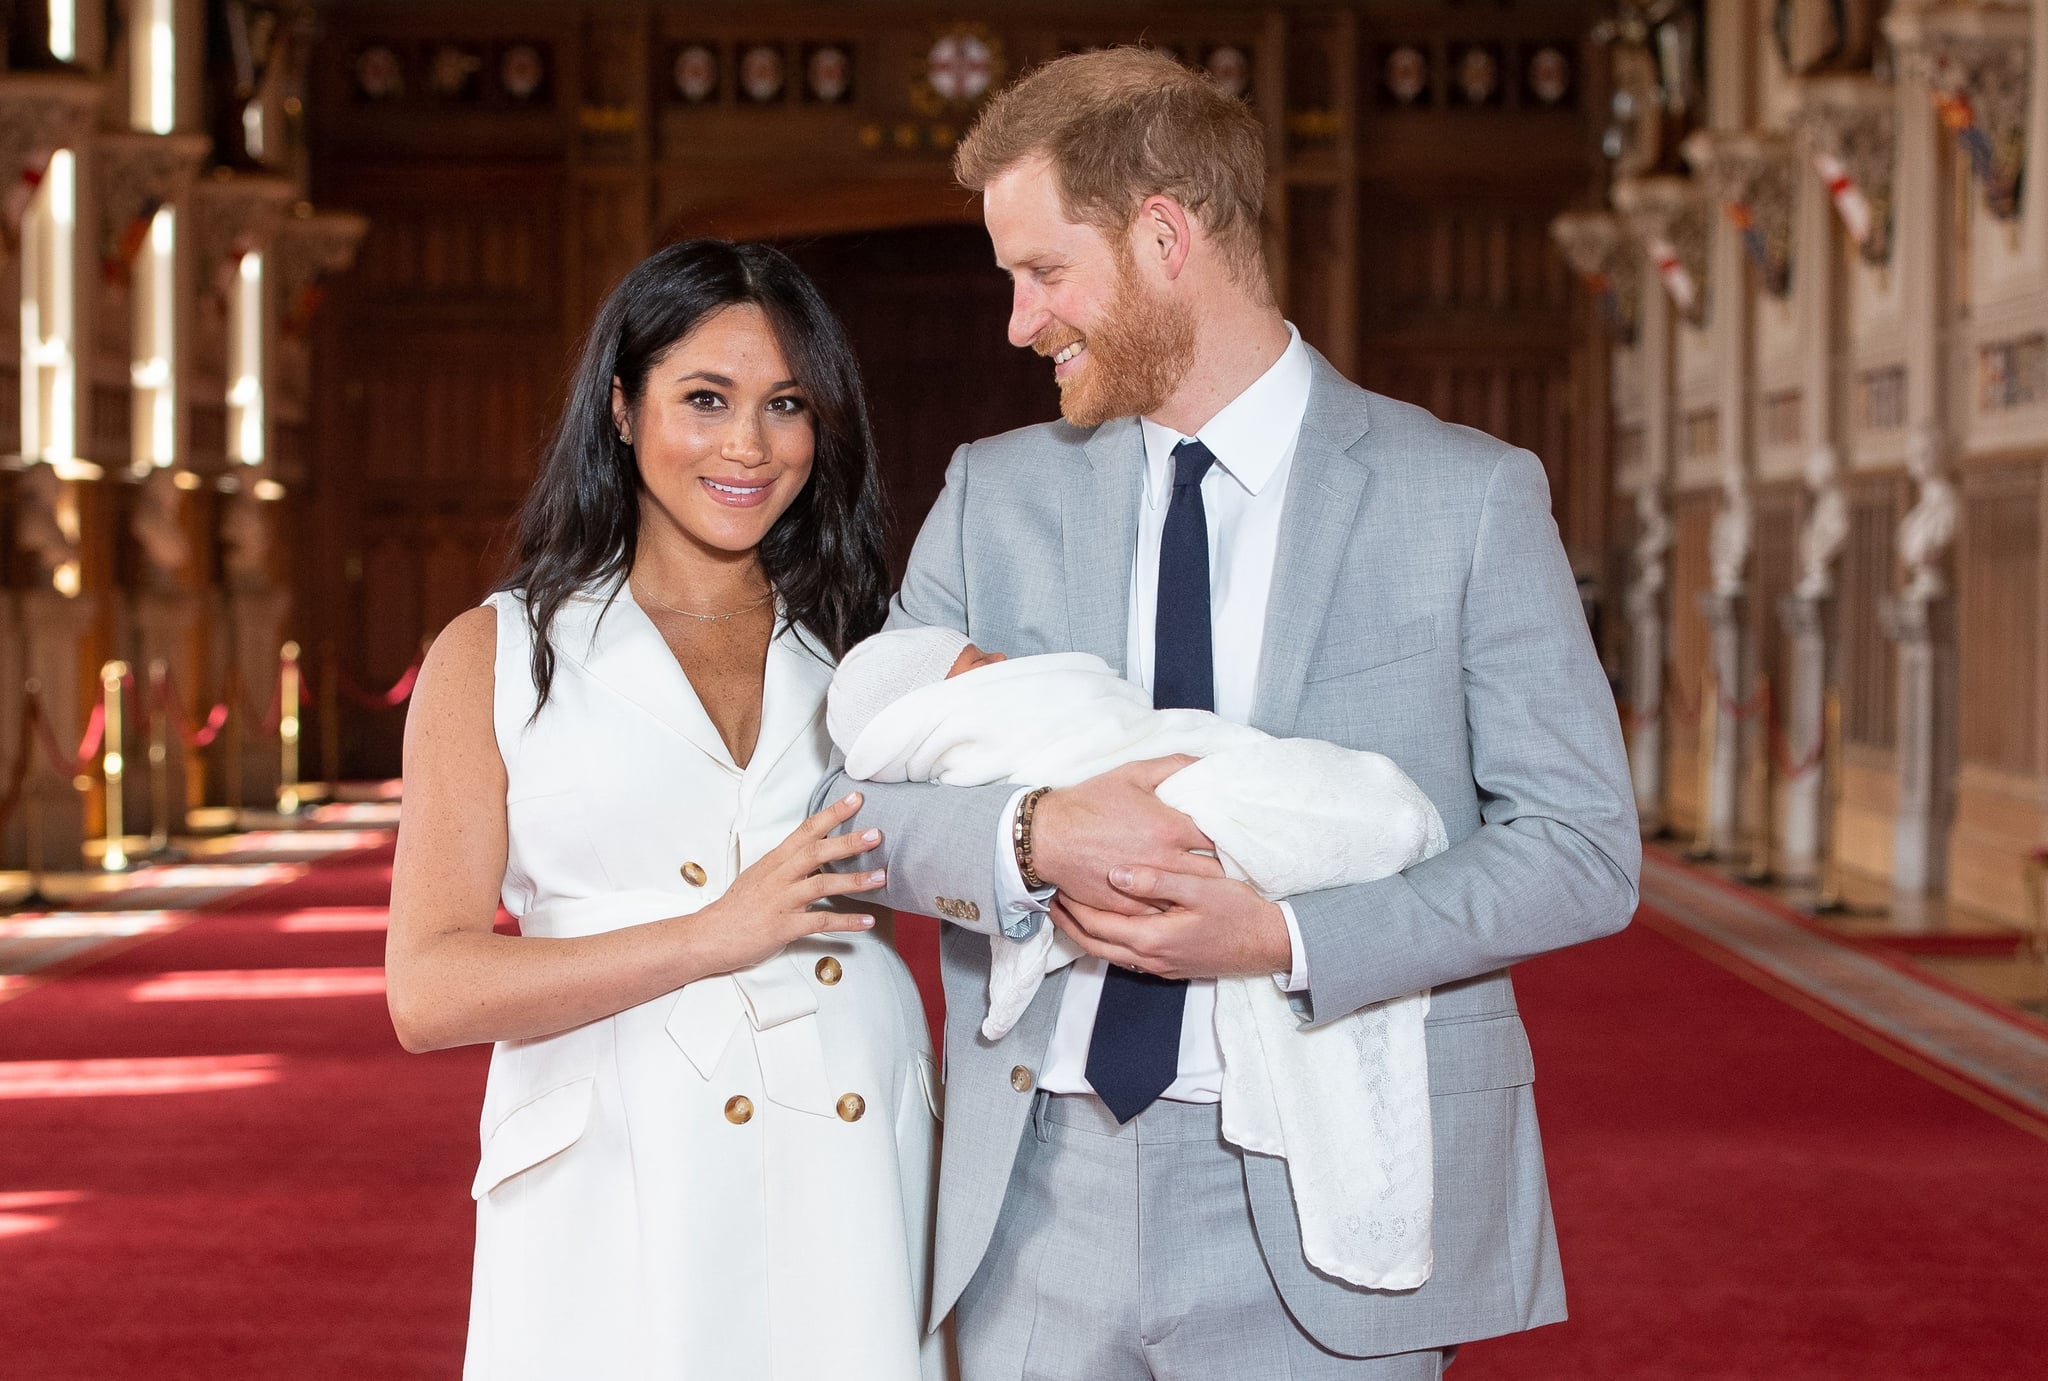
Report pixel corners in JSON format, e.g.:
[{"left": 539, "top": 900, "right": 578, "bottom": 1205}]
[
  {"left": 1032, "top": 757, "right": 1222, "bottom": 913},
  {"left": 1049, "top": 866, "right": 1292, "bottom": 980}
]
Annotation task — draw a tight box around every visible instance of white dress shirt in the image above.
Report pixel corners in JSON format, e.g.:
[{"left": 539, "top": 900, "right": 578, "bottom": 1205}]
[{"left": 991, "top": 323, "right": 1315, "bottom": 1102}]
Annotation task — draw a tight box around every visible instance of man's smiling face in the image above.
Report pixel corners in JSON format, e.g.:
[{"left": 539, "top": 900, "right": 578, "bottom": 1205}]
[{"left": 983, "top": 155, "right": 1196, "bottom": 427}]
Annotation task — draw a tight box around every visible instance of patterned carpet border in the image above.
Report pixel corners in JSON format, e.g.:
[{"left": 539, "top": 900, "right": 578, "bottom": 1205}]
[{"left": 1642, "top": 850, "right": 2048, "bottom": 1138}]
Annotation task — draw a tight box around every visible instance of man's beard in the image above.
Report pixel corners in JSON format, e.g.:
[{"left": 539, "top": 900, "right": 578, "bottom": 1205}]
[{"left": 1034, "top": 251, "right": 1197, "bottom": 428}]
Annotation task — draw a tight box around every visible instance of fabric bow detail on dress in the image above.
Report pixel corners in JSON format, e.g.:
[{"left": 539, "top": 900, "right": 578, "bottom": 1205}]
[{"left": 666, "top": 956, "right": 838, "bottom": 1117}]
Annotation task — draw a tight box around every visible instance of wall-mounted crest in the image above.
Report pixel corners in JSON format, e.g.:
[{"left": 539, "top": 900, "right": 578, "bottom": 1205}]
[{"left": 915, "top": 24, "right": 1004, "bottom": 114}]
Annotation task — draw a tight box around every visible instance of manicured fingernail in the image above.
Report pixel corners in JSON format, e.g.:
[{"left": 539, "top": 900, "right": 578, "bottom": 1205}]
[
  {"left": 1110, "top": 867, "right": 1134, "bottom": 888},
  {"left": 869, "top": 870, "right": 887, "bottom": 884},
  {"left": 862, "top": 828, "right": 881, "bottom": 844},
  {"left": 842, "top": 791, "right": 861, "bottom": 805},
  {"left": 856, "top": 915, "right": 875, "bottom": 928}
]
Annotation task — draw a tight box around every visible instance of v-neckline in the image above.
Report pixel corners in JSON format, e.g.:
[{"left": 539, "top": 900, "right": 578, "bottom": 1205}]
[{"left": 618, "top": 582, "right": 767, "bottom": 770}]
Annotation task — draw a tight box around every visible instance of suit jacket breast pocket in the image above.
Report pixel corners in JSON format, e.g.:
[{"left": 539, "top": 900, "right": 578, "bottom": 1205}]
[{"left": 1303, "top": 614, "right": 1439, "bottom": 685}]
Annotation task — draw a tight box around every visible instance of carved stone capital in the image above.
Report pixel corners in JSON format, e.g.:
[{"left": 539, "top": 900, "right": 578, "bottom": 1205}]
[
  {"left": 1790, "top": 74, "right": 1896, "bottom": 264},
  {"left": 1886, "top": 3, "right": 2033, "bottom": 221},
  {"left": 1549, "top": 209, "right": 1639, "bottom": 340},
  {"left": 0, "top": 70, "right": 105, "bottom": 254},
  {"left": 1681, "top": 130, "right": 1799, "bottom": 297},
  {"left": 91, "top": 131, "right": 211, "bottom": 280},
  {"left": 188, "top": 169, "right": 300, "bottom": 302},
  {"left": 1612, "top": 175, "right": 1711, "bottom": 324}
]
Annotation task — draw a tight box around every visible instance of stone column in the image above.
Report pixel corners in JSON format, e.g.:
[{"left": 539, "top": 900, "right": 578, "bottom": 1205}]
[
  {"left": 1885, "top": 422, "right": 1961, "bottom": 895},
  {"left": 1777, "top": 591, "right": 1831, "bottom": 883},
  {"left": 1881, "top": 4, "right": 1994, "bottom": 899},
  {"left": 1624, "top": 232, "right": 1678, "bottom": 836},
  {"left": 218, "top": 487, "right": 293, "bottom": 813},
  {"left": 15, "top": 590, "right": 101, "bottom": 870},
  {"left": 123, "top": 467, "right": 206, "bottom": 842},
  {"left": 0, "top": 593, "right": 21, "bottom": 870}
]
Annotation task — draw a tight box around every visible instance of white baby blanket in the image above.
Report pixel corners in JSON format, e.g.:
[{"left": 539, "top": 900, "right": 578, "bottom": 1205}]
[{"left": 839, "top": 651, "right": 1447, "bottom": 1289}]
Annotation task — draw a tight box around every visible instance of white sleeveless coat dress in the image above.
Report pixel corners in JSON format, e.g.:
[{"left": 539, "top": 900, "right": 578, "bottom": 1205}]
[{"left": 464, "top": 585, "right": 945, "bottom": 1380}]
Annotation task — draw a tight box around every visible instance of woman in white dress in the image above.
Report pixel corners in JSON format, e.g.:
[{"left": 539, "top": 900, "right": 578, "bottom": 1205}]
[{"left": 385, "top": 240, "right": 946, "bottom": 1379}]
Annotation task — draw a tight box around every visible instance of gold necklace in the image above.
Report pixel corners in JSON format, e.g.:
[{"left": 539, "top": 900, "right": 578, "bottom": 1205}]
[{"left": 636, "top": 580, "right": 774, "bottom": 623}]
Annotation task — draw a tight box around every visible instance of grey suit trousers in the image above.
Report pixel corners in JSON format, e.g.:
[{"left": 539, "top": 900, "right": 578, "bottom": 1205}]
[{"left": 956, "top": 1091, "right": 1453, "bottom": 1381}]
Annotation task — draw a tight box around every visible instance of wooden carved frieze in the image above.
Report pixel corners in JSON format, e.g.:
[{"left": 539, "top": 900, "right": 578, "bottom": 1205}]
[
  {"left": 91, "top": 131, "right": 211, "bottom": 284},
  {"left": 1790, "top": 74, "right": 1895, "bottom": 265},
  {"left": 1682, "top": 130, "right": 1798, "bottom": 298},
  {"left": 1549, "top": 209, "right": 1639, "bottom": 341},
  {"left": 0, "top": 70, "right": 104, "bottom": 256},
  {"left": 1613, "top": 175, "right": 1710, "bottom": 325}
]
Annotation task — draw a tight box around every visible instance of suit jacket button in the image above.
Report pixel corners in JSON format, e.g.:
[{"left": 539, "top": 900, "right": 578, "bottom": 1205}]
[
  {"left": 724, "top": 1095, "right": 754, "bottom": 1124},
  {"left": 837, "top": 1093, "right": 866, "bottom": 1122},
  {"left": 815, "top": 956, "right": 843, "bottom": 986},
  {"left": 681, "top": 862, "right": 708, "bottom": 887},
  {"left": 1010, "top": 1065, "right": 1034, "bottom": 1093}
]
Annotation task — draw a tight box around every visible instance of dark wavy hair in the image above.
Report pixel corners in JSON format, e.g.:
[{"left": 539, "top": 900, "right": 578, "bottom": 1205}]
[{"left": 499, "top": 239, "right": 891, "bottom": 710}]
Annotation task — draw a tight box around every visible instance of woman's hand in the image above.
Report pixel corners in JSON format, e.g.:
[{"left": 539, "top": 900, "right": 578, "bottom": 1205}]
[{"left": 688, "top": 791, "right": 885, "bottom": 973}]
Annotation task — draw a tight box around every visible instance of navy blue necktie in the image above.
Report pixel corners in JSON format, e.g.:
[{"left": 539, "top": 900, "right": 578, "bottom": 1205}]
[{"left": 1086, "top": 438, "right": 1215, "bottom": 1123}]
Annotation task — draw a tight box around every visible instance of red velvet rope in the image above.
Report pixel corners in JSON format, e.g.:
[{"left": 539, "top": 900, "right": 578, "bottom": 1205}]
[
  {"left": 151, "top": 669, "right": 232, "bottom": 750},
  {"left": 27, "top": 695, "right": 107, "bottom": 779},
  {"left": 329, "top": 653, "right": 424, "bottom": 712}
]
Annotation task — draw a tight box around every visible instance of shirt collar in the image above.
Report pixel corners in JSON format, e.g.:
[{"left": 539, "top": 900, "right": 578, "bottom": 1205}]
[{"left": 1139, "top": 323, "right": 1311, "bottom": 508}]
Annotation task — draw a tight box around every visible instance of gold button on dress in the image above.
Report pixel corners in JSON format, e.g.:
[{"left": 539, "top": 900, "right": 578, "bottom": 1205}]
[
  {"left": 724, "top": 1095, "right": 754, "bottom": 1125},
  {"left": 837, "top": 1093, "right": 866, "bottom": 1122},
  {"left": 815, "top": 956, "right": 843, "bottom": 985},
  {"left": 681, "top": 861, "right": 708, "bottom": 887},
  {"left": 1010, "top": 1066, "right": 1034, "bottom": 1093}
]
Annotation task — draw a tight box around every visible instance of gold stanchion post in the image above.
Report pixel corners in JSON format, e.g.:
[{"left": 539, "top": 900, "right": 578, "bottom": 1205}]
[
  {"left": 146, "top": 660, "right": 173, "bottom": 857},
  {"left": 224, "top": 661, "right": 245, "bottom": 825},
  {"left": 278, "top": 642, "right": 304, "bottom": 816},
  {"left": 320, "top": 640, "right": 341, "bottom": 800},
  {"left": 101, "top": 661, "right": 131, "bottom": 872}
]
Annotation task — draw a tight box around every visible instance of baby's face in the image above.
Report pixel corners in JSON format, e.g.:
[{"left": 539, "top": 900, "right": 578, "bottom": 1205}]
[{"left": 946, "top": 643, "right": 1009, "bottom": 679}]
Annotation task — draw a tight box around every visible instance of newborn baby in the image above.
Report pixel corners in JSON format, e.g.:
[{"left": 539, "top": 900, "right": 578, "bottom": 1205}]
[
  {"left": 828, "top": 625, "right": 1447, "bottom": 1002},
  {"left": 826, "top": 625, "right": 1447, "bottom": 1291}
]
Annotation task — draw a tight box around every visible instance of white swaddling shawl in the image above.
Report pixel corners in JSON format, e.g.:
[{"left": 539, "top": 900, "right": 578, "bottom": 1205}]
[{"left": 840, "top": 651, "right": 1447, "bottom": 1289}]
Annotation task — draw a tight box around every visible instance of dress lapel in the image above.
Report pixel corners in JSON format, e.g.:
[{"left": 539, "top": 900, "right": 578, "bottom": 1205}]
[
  {"left": 1062, "top": 418, "right": 1145, "bottom": 674},
  {"left": 1252, "top": 351, "right": 1375, "bottom": 735},
  {"left": 745, "top": 619, "right": 834, "bottom": 784},
  {"left": 553, "top": 581, "right": 740, "bottom": 772}
]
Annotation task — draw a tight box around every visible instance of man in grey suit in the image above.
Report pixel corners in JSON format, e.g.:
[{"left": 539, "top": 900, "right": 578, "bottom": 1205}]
[{"left": 830, "top": 48, "right": 1639, "bottom": 1379}]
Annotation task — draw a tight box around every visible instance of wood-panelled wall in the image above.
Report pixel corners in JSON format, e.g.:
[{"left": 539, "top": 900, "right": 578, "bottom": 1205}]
[
  {"left": 305, "top": 1, "right": 1606, "bottom": 778},
  {"left": 1958, "top": 462, "right": 2044, "bottom": 779},
  {"left": 1663, "top": 491, "right": 1716, "bottom": 836}
]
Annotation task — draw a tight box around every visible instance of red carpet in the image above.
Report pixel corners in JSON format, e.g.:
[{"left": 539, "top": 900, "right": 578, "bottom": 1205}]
[{"left": 5, "top": 856, "right": 2046, "bottom": 1377}]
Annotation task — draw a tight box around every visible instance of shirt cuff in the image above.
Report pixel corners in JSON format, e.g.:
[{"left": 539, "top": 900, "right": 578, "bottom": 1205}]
[
  {"left": 1274, "top": 899, "right": 1310, "bottom": 993},
  {"left": 992, "top": 788, "right": 1055, "bottom": 940}
]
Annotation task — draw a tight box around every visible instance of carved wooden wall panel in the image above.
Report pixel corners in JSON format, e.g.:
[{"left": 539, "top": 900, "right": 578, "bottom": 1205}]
[
  {"left": 779, "top": 226, "right": 1059, "bottom": 577},
  {"left": 1957, "top": 461, "right": 2043, "bottom": 778},
  {"left": 1751, "top": 483, "right": 1802, "bottom": 728},
  {"left": 1838, "top": 473, "right": 1904, "bottom": 752},
  {"left": 1663, "top": 491, "right": 1715, "bottom": 832},
  {"left": 304, "top": 0, "right": 1608, "bottom": 776}
]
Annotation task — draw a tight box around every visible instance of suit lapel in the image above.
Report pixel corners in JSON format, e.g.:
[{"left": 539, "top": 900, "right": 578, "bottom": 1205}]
[
  {"left": 1252, "top": 353, "right": 1375, "bottom": 735},
  {"left": 554, "top": 583, "right": 740, "bottom": 772},
  {"left": 1061, "top": 417, "right": 1145, "bottom": 674}
]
